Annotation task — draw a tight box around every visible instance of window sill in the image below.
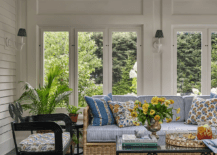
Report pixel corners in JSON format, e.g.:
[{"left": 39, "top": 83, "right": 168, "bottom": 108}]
[{"left": 55, "top": 107, "right": 84, "bottom": 121}]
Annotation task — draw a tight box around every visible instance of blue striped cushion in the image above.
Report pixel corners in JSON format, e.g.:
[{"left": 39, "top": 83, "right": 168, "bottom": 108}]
[
  {"left": 85, "top": 94, "right": 115, "bottom": 126},
  {"left": 210, "top": 92, "right": 217, "bottom": 99}
]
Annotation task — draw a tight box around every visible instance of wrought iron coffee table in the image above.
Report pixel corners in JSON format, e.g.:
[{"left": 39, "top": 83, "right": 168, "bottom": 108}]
[{"left": 116, "top": 136, "right": 214, "bottom": 155}]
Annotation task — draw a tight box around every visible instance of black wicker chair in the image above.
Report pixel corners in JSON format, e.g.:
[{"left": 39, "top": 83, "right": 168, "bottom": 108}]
[{"left": 9, "top": 102, "right": 74, "bottom": 155}]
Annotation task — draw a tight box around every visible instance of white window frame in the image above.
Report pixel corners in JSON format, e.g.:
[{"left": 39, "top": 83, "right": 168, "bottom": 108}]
[
  {"left": 208, "top": 29, "right": 217, "bottom": 93},
  {"left": 75, "top": 29, "right": 107, "bottom": 107},
  {"left": 39, "top": 27, "right": 74, "bottom": 105},
  {"left": 173, "top": 28, "right": 208, "bottom": 95},
  {"left": 108, "top": 28, "right": 142, "bottom": 95},
  {"left": 40, "top": 26, "right": 143, "bottom": 107}
]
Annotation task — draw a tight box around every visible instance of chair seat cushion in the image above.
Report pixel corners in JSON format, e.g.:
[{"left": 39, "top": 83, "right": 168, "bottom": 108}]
[
  {"left": 86, "top": 122, "right": 215, "bottom": 142},
  {"left": 19, "top": 132, "right": 70, "bottom": 152}
]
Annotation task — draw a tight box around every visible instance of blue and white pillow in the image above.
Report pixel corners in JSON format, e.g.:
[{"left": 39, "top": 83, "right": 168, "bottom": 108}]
[
  {"left": 84, "top": 93, "right": 115, "bottom": 126},
  {"left": 210, "top": 92, "right": 217, "bottom": 99},
  {"left": 186, "top": 97, "right": 217, "bottom": 125}
]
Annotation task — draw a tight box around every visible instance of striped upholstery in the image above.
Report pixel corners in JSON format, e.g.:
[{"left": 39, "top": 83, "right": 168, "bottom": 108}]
[
  {"left": 84, "top": 94, "right": 115, "bottom": 126},
  {"left": 86, "top": 122, "right": 215, "bottom": 142},
  {"left": 93, "top": 95, "right": 138, "bottom": 102}
]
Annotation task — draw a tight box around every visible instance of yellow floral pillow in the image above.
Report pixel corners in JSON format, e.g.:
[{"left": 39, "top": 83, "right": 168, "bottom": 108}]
[{"left": 109, "top": 100, "right": 142, "bottom": 128}]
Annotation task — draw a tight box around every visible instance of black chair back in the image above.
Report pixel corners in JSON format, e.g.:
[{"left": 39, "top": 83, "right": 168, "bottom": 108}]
[{"left": 9, "top": 102, "right": 24, "bottom": 123}]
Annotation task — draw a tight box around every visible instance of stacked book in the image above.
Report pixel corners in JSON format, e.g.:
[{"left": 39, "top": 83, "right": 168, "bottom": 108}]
[{"left": 122, "top": 134, "right": 158, "bottom": 150}]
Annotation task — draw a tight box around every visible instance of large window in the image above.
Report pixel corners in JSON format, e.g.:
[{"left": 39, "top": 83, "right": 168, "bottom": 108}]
[
  {"left": 173, "top": 28, "right": 217, "bottom": 96},
  {"left": 211, "top": 32, "right": 217, "bottom": 91},
  {"left": 77, "top": 32, "right": 103, "bottom": 107},
  {"left": 43, "top": 31, "right": 69, "bottom": 105},
  {"left": 176, "top": 31, "right": 202, "bottom": 96},
  {"left": 112, "top": 32, "right": 137, "bottom": 95},
  {"left": 41, "top": 28, "right": 141, "bottom": 107}
]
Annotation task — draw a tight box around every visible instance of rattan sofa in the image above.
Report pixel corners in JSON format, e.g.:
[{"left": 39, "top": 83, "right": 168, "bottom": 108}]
[{"left": 83, "top": 95, "right": 211, "bottom": 155}]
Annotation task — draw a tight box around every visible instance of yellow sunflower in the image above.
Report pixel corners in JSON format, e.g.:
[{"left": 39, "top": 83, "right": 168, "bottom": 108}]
[
  {"left": 142, "top": 103, "right": 149, "bottom": 109},
  {"left": 134, "top": 105, "right": 139, "bottom": 110},
  {"left": 128, "top": 109, "right": 133, "bottom": 113},
  {"left": 176, "top": 116, "right": 181, "bottom": 121},
  {"left": 164, "top": 100, "right": 170, "bottom": 107},
  {"left": 139, "top": 102, "right": 142, "bottom": 107},
  {"left": 143, "top": 111, "right": 147, "bottom": 115},
  {"left": 133, "top": 121, "right": 137, "bottom": 126},
  {"left": 176, "top": 108, "right": 180, "bottom": 114},
  {"left": 166, "top": 118, "right": 172, "bottom": 123},
  {"left": 151, "top": 96, "right": 159, "bottom": 105},
  {"left": 150, "top": 110, "right": 155, "bottom": 115},
  {"left": 154, "top": 115, "right": 161, "bottom": 121},
  {"left": 158, "top": 98, "right": 165, "bottom": 103},
  {"left": 131, "top": 112, "right": 138, "bottom": 117},
  {"left": 136, "top": 122, "right": 140, "bottom": 126},
  {"left": 169, "top": 99, "right": 174, "bottom": 104}
]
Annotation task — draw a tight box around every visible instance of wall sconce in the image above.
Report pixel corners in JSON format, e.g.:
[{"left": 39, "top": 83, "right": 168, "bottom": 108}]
[
  {"left": 153, "top": 30, "right": 164, "bottom": 53},
  {"left": 5, "top": 28, "right": 27, "bottom": 51}
]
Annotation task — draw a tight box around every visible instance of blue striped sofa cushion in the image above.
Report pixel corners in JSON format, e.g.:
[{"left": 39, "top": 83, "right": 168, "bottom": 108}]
[{"left": 84, "top": 93, "right": 115, "bottom": 126}]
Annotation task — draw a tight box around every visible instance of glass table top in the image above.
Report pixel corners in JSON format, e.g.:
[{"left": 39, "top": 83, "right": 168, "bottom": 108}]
[{"left": 116, "top": 136, "right": 212, "bottom": 153}]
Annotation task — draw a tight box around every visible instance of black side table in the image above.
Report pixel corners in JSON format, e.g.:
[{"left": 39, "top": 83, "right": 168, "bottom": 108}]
[
  {"left": 72, "top": 123, "right": 83, "bottom": 155},
  {"left": 60, "top": 123, "right": 83, "bottom": 155}
]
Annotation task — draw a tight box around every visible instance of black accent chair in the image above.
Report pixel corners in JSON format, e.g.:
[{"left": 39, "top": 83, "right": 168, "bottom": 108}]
[{"left": 9, "top": 102, "right": 74, "bottom": 155}]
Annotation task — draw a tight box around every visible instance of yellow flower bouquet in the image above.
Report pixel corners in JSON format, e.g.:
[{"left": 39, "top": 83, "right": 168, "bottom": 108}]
[{"left": 131, "top": 96, "right": 181, "bottom": 126}]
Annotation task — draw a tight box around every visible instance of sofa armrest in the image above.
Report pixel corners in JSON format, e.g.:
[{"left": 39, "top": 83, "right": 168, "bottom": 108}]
[{"left": 83, "top": 106, "right": 90, "bottom": 144}]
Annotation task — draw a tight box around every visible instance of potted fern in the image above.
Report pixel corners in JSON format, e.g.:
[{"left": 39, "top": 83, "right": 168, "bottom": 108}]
[
  {"left": 65, "top": 105, "right": 82, "bottom": 123},
  {"left": 17, "top": 66, "right": 73, "bottom": 115}
]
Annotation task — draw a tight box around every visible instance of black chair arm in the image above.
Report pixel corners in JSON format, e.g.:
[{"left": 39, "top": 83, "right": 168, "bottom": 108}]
[
  {"left": 31, "top": 113, "right": 73, "bottom": 136},
  {"left": 12, "top": 121, "right": 63, "bottom": 152}
]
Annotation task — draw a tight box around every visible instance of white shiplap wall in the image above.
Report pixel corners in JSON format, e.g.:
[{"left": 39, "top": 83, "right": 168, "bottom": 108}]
[{"left": 0, "top": 0, "right": 17, "bottom": 154}]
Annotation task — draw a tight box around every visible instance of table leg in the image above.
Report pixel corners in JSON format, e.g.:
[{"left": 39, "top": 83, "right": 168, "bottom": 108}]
[{"left": 77, "top": 128, "right": 79, "bottom": 154}]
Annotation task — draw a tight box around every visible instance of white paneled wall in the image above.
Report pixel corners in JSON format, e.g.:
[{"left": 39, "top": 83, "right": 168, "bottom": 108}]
[{"left": 0, "top": 0, "right": 16, "bottom": 154}]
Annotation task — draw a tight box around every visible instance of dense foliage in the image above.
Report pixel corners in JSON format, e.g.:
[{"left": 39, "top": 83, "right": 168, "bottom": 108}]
[
  {"left": 18, "top": 66, "right": 72, "bottom": 114},
  {"left": 177, "top": 32, "right": 201, "bottom": 94},
  {"left": 177, "top": 32, "right": 217, "bottom": 95},
  {"left": 43, "top": 31, "right": 217, "bottom": 106},
  {"left": 211, "top": 33, "right": 217, "bottom": 89},
  {"left": 44, "top": 32, "right": 137, "bottom": 107}
]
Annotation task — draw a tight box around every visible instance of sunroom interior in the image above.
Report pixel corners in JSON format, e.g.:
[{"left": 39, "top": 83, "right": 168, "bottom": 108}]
[{"left": 1, "top": 0, "right": 217, "bottom": 155}]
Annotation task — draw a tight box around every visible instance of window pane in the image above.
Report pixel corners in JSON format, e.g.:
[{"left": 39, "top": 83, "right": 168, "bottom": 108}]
[
  {"left": 44, "top": 31, "right": 69, "bottom": 105},
  {"left": 177, "top": 32, "right": 202, "bottom": 96},
  {"left": 78, "top": 32, "right": 103, "bottom": 107},
  {"left": 112, "top": 32, "right": 137, "bottom": 95},
  {"left": 211, "top": 32, "right": 217, "bottom": 91}
]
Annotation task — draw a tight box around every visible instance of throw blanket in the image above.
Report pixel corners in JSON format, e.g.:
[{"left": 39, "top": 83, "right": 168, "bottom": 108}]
[{"left": 203, "top": 139, "right": 217, "bottom": 153}]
